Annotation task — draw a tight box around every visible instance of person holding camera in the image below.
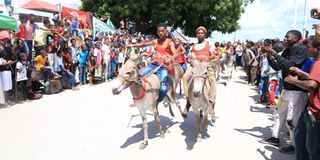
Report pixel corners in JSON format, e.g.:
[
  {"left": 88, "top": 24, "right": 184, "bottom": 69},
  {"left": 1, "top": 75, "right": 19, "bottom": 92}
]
[
  {"left": 283, "top": 24, "right": 320, "bottom": 160},
  {"left": 259, "top": 30, "right": 308, "bottom": 154}
]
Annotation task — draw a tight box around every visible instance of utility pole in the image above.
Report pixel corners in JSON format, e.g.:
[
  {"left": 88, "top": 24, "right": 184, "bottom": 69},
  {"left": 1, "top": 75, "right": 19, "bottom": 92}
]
[
  {"left": 293, "top": 0, "right": 298, "bottom": 29},
  {"left": 58, "top": 2, "right": 62, "bottom": 21},
  {"left": 303, "top": 0, "right": 308, "bottom": 38}
]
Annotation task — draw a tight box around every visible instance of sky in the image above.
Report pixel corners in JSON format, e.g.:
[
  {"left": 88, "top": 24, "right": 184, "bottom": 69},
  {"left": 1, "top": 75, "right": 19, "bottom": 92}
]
[{"left": 212, "top": 0, "right": 320, "bottom": 42}]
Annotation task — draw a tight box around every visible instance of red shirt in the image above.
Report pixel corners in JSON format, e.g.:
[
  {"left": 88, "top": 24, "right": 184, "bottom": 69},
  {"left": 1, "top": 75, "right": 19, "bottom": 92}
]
[
  {"left": 191, "top": 41, "right": 210, "bottom": 61},
  {"left": 175, "top": 46, "right": 186, "bottom": 64},
  {"left": 54, "top": 26, "right": 64, "bottom": 44},
  {"left": 16, "top": 22, "right": 26, "bottom": 39},
  {"left": 153, "top": 39, "right": 173, "bottom": 64},
  {"left": 214, "top": 47, "right": 220, "bottom": 56},
  {"left": 308, "top": 59, "right": 320, "bottom": 119}
]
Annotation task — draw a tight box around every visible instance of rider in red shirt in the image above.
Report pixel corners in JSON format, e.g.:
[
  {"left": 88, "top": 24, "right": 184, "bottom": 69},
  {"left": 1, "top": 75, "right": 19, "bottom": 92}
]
[
  {"left": 174, "top": 38, "right": 187, "bottom": 72},
  {"left": 126, "top": 23, "right": 177, "bottom": 103}
]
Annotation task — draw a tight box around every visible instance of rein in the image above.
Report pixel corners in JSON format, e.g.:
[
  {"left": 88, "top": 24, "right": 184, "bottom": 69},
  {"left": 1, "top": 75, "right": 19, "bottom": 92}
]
[
  {"left": 133, "top": 77, "right": 148, "bottom": 100},
  {"left": 117, "top": 68, "right": 158, "bottom": 101}
]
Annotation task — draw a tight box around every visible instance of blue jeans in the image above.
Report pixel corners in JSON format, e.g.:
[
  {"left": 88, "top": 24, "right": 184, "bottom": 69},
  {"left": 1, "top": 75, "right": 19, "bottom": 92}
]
[
  {"left": 295, "top": 108, "right": 320, "bottom": 160},
  {"left": 78, "top": 63, "right": 87, "bottom": 83},
  {"left": 259, "top": 76, "right": 269, "bottom": 100},
  {"left": 26, "top": 40, "right": 33, "bottom": 62},
  {"left": 58, "top": 71, "right": 76, "bottom": 87},
  {"left": 180, "top": 63, "right": 187, "bottom": 72},
  {"left": 139, "top": 62, "right": 169, "bottom": 102},
  {"left": 110, "top": 60, "right": 116, "bottom": 78}
]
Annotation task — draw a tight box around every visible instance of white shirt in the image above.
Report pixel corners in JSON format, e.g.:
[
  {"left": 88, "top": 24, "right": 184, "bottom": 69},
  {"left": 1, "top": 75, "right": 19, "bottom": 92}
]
[
  {"left": 260, "top": 54, "right": 269, "bottom": 77},
  {"left": 55, "top": 55, "right": 63, "bottom": 72},
  {"left": 16, "top": 62, "right": 28, "bottom": 81},
  {"left": 71, "top": 46, "right": 78, "bottom": 63},
  {"left": 118, "top": 51, "right": 125, "bottom": 63},
  {"left": 235, "top": 45, "right": 243, "bottom": 56},
  {"left": 101, "top": 44, "right": 110, "bottom": 61}
]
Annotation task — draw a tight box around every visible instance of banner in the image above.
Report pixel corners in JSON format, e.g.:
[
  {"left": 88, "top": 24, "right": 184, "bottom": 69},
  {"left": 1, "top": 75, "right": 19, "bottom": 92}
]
[
  {"left": 92, "top": 16, "right": 116, "bottom": 38},
  {"left": 62, "top": 7, "right": 90, "bottom": 29}
]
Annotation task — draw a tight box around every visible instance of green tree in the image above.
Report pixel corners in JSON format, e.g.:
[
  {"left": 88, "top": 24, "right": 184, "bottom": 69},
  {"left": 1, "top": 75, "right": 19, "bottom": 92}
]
[{"left": 81, "top": 0, "right": 253, "bottom": 36}]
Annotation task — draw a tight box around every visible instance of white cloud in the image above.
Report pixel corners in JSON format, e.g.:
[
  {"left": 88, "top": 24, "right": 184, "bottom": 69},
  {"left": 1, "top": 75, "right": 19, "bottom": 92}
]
[{"left": 212, "top": 0, "right": 320, "bottom": 42}]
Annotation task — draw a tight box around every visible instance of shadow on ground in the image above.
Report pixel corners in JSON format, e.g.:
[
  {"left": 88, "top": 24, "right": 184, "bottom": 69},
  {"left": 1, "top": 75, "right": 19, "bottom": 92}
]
[
  {"left": 120, "top": 115, "right": 179, "bottom": 149},
  {"left": 250, "top": 106, "right": 273, "bottom": 115},
  {"left": 257, "top": 145, "right": 295, "bottom": 160},
  {"left": 234, "top": 125, "right": 272, "bottom": 139},
  {"left": 179, "top": 111, "right": 211, "bottom": 150}
]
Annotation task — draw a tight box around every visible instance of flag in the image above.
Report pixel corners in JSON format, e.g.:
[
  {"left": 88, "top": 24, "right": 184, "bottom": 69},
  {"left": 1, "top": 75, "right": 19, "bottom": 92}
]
[
  {"left": 106, "top": 19, "right": 116, "bottom": 30},
  {"left": 92, "top": 16, "right": 115, "bottom": 39}
]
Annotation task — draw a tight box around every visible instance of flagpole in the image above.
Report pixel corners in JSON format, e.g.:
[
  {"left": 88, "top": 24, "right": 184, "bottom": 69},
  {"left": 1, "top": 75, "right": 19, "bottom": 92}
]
[
  {"left": 303, "top": 0, "right": 308, "bottom": 38},
  {"left": 59, "top": 2, "right": 62, "bottom": 21},
  {"left": 293, "top": 0, "right": 298, "bottom": 29}
]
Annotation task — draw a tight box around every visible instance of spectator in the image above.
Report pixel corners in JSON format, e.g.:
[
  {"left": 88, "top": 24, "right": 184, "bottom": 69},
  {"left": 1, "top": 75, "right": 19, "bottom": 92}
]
[
  {"left": 93, "top": 42, "right": 102, "bottom": 77},
  {"left": 260, "top": 30, "right": 308, "bottom": 154},
  {"left": 25, "top": 14, "right": 39, "bottom": 62},
  {"left": 55, "top": 50, "right": 78, "bottom": 90},
  {"left": 16, "top": 53, "right": 28, "bottom": 100},
  {"left": 34, "top": 50, "right": 52, "bottom": 83},
  {"left": 285, "top": 28, "right": 320, "bottom": 160},
  {"left": 87, "top": 48, "right": 96, "bottom": 85},
  {"left": 0, "top": 36, "right": 15, "bottom": 104},
  {"left": 101, "top": 39, "right": 111, "bottom": 80},
  {"left": 34, "top": 19, "right": 52, "bottom": 55},
  {"left": 72, "top": 18, "right": 79, "bottom": 37},
  {"left": 77, "top": 45, "right": 88, "bottom": 85},
  {"left": 70, "top": 38, "right": 78, "bottom": 76}
]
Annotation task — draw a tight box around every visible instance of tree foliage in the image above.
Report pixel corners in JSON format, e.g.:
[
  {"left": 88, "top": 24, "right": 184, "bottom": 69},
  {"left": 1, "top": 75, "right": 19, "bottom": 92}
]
[{"left": 81, "top": 0, "right": 254, "bottom": 36}]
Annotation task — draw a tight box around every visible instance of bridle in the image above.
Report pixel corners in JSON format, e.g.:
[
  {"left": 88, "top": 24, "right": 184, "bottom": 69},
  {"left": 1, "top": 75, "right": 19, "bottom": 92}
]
[{"left": 117, "top": 67, "right": 154, "bottom": 101}]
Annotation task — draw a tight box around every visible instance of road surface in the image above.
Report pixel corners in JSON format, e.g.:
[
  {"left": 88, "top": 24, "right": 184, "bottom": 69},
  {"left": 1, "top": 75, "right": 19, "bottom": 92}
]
[{"left": 0, "top": 69, "right": 294, "bottom": 160}]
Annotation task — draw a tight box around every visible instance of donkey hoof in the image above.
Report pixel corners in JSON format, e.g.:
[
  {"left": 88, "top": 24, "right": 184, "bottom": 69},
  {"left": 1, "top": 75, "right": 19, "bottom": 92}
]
[
  {"left": 197, "top": 136, "right": 202, "bottom": 143},
  {"left": 139, "top": 142, "right": 148, "bottom": 150},
  {"left": 211, "top": 117, "right": 216, "bottom": 123},
  {"left": 182, "top": 113, "right": 188, "bottom": 118},
  {"left": 160, "top": 133, "right": 165, "bottom": 139}
]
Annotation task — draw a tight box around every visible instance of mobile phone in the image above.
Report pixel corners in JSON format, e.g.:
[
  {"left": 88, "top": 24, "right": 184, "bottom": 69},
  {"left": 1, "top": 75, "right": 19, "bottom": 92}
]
[{"left": 311, "top": 9, "right": 320, "bottom": 19}]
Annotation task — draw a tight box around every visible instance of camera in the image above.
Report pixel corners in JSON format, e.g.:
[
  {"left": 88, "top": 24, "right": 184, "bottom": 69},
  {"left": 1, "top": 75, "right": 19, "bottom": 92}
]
[{"left": 311, "top": 8, "right": 320, "bottom": 19}]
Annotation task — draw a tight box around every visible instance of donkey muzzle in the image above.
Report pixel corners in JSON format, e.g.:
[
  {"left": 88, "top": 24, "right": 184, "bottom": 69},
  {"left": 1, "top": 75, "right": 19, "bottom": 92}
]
[
  {"left": 194, "top": 90, "right": 201, "bottom": 97},
  {"left": 112, "top": 87, "right": 121, "bottom": 95}
]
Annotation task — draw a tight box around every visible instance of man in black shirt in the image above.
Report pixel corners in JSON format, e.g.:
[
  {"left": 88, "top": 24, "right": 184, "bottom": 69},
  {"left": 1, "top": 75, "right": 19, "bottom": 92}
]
[
  {"left": 0, "top": 37, "right": 16, "bottom": 104},
  {"left": 259, "top": 30, "right": 308, "bottom": 154}
]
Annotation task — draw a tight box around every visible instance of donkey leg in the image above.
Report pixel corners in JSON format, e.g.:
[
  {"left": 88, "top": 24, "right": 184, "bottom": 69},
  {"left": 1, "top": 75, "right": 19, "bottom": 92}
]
[
  {"left": 139, "top": 112, "right": 148, "bottom": 150},
  {"left": 204, "top": 110, "right": 209, "bottom": 129},
  {"left": 179, "top": 81, "right": 183, "bottom": 95},
  {"left": 196, "top": 110, "right": 202, "bottom": 143},
  {"left": 182, "top": 99, "right": 191, "bottom": 118},
  {"left": 168, "top": 101, "right": 175, "bottom": 117},
  {"left": 153, "top": 106, "right": 165, "bottom": 138},
  {"left": 175, "top": 100, "right": 184, "bottom": 118}
]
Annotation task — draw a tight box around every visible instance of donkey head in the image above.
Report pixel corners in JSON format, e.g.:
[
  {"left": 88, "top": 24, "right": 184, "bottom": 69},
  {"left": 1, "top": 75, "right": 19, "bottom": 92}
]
[
  {"left": 192, "top": 61, "right": 208, "bottom": 97},
  {"left": 112, "top": 54, "right": 142, "bottom": 95}
]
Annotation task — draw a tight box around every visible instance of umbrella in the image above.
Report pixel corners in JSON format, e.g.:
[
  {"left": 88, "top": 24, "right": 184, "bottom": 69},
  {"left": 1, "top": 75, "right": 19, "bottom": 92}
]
[{"left": 0, "top": 14, "right": 17, "bottom": 31}]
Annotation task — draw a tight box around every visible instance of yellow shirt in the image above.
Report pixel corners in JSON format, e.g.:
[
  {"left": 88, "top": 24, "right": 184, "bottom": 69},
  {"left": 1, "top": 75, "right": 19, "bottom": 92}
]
[
  {"left": 34, "top": 55, "right": 47, "bottom": 70},
  {"left": 34, "top": 27, "right": 51, "bottom": 46}
]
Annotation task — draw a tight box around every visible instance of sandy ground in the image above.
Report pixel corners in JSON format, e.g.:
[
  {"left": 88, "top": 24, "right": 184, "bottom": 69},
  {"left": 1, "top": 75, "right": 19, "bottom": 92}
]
[{"left": 0, "top": 68, "right": 294, "bottom": 160}]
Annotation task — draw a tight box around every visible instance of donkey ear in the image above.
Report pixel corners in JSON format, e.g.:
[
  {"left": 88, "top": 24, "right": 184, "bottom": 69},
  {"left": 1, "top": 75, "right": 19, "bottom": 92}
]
[
  {"left": 129, "top": 54, "right": 139, "bottom": 61},
  {"left": 137, "top": 53, "right": 143, "bottom": 61}
]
